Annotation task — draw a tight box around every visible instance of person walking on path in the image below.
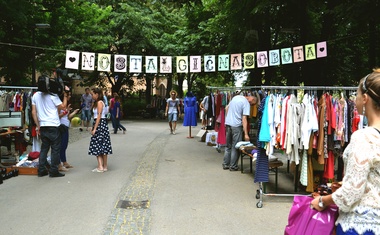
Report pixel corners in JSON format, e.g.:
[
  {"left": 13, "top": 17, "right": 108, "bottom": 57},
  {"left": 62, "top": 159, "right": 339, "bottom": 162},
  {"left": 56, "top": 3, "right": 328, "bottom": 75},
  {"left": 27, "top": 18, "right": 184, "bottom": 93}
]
[
  {"left": 58, "top": 92, "right": 79, "bottom": 172},
  {"left": 88, "top": 88, "right": 112, "bottom": 173},
  {"left": 32, "top": 75, "right": 68, "bottom": 178},
  {"left": 311, "top": 69, "right": 380, "bottom": 234},
  {"left": 165, "top": 90, "right": 180, "bottom": 135},
  {"left": 112, "top": 95, "right": 126, "bottom": 134},
  {"left": 80, "top": 88, "right": 93, "bottom": 131},
  {"left": 109, "top": 92, "right": 118, "bottom": 131},
  {"left": 222, "top": 94, "right": 257, "bottom": 171}
]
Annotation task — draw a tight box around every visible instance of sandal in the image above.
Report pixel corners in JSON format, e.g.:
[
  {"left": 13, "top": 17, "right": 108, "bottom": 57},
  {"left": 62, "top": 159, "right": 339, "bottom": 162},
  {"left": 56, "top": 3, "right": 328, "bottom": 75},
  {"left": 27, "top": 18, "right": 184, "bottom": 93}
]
[{"left": 91, "top": 168, "right": 104, "bottom": 173}]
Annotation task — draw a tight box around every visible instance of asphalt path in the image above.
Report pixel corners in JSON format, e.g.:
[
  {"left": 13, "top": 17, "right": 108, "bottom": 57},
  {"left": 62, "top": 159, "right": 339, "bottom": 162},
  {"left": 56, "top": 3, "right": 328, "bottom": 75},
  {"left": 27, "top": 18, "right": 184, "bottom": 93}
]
[{"left": 0, "top": 120, "right": 297, "bottom": 235}]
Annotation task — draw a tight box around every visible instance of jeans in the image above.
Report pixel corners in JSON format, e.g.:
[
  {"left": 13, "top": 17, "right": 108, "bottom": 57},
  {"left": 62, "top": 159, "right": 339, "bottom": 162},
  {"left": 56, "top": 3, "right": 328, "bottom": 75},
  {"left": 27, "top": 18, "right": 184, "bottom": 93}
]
[
  {"left": 60, "top": 128, "right": 68, "bottom": 163},
  {"left": 114, "top": 118, "right": 126, "bottom": 133},
  {"left": 223, "top": 125, "right": 243, "bottom": 169},
  {"left": 110, "top": 113, "right": 116, "bottom": 130},
  {"left": 39, "top": 126, "right": 61, "bottom": 174}
]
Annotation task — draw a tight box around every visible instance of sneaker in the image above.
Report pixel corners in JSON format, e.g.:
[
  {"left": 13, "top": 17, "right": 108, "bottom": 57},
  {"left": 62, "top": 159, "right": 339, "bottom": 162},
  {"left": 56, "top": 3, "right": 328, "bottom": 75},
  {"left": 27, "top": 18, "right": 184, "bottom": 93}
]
[
  {"left": 172, "top": 131, "right": 176, "bottom": 135},
  {"left": 229, "top": 167, "right": 239, "bottom": 171},
  {"left": 123, "top": 130, "right": 126, "bottom": 134},
  {"left": 222, "top": 165, "right": 230, "bottom": 170}
]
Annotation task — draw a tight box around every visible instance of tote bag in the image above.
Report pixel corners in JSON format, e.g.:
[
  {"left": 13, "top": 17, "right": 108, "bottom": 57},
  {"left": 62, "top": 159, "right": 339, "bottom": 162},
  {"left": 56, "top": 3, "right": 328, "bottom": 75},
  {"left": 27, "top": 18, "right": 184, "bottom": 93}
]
[{"left": 284, "top": 195, "right": 338, "bottom": 235}]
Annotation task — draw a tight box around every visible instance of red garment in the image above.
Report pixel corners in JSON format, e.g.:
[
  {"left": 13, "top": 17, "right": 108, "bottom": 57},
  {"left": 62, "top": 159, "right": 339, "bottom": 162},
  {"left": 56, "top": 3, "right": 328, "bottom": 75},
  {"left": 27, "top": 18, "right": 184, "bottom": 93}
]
[
  {"left": 323, "top": 150, "right": 335, "bottom": 180},
  {"left": 215, "top": 93, "right": 222, "bottom": 118},
  {"left": 325, "top": 94, "right": 336, "bottom": 135},
  {"left": 281, "top": 96, "right": 290, "bottom": 150},
  {"left": 352, "top": 109, "right": 360, "bottom": 133},
  {"left": 217, "top": 107, "right": 226, "bottom": 145}
]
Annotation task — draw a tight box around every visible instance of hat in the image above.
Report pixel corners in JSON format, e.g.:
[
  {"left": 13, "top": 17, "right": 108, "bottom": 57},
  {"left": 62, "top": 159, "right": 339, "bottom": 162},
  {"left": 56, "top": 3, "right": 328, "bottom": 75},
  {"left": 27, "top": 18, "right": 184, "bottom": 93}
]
[{"left": 28, "top": 151, "right": 40, "bottom": 160}]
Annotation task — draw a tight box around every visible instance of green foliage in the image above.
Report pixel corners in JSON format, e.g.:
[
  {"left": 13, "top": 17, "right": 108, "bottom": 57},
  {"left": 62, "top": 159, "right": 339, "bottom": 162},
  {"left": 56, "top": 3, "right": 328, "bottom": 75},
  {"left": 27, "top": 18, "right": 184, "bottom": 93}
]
[{"left": 0, "top": 0, "right": 379, "bottom": 91}]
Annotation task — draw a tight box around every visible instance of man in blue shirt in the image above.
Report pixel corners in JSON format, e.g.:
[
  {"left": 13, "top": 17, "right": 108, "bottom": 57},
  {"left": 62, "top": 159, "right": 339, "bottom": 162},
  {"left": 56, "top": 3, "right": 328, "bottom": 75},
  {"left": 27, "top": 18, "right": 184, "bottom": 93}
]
[{"left": 223, "top": 94, "right": 257, "bottom": 171}]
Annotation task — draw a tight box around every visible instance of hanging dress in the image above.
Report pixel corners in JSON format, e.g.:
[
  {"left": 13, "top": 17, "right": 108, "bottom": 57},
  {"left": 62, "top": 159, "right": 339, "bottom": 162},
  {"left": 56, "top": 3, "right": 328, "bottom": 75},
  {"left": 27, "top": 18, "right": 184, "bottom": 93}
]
[{"left": 183, "top": 95, "right": 198, "bottom": 126}]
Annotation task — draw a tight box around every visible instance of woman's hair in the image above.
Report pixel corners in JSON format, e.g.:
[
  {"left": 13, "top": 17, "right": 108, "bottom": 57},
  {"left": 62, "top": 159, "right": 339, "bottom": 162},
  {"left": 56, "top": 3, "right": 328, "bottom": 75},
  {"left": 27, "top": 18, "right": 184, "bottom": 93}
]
[
  {"left": 359, "top": 68, "right": 380, "bottom": 109},
  {"left": 91, "top": 87, "right": 104, "bottom": 108},
  {"left": 170, "top": 90, "right": 177, "bottom": 96}
]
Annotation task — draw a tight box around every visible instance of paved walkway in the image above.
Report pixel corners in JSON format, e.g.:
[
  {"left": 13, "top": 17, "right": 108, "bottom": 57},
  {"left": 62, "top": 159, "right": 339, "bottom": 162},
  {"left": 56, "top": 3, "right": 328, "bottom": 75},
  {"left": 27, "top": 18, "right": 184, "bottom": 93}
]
[{"left": 0, "top": 120, "right": 299, "bottom": 235}]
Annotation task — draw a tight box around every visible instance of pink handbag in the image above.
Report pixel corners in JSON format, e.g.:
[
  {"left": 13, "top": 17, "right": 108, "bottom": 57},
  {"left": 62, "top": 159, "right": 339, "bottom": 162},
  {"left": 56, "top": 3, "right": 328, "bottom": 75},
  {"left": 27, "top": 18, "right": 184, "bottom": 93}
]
[{"left": 284, "top": 195, "right": 338, "bottom": 235}]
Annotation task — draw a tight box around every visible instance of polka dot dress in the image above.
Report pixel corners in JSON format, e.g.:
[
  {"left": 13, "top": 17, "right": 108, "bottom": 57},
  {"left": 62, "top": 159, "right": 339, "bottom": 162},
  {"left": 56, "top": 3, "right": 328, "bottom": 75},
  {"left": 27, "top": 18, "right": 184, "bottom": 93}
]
[{"left": 88, "top": 118, "right": 112, "bottom": 156}]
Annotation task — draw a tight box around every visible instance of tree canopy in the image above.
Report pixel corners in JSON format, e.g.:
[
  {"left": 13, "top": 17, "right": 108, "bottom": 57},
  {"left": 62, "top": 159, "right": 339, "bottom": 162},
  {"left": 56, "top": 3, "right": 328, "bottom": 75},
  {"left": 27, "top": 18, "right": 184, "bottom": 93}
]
[{"left": 0, "top": 0, "right": 379, "bottom": 99}]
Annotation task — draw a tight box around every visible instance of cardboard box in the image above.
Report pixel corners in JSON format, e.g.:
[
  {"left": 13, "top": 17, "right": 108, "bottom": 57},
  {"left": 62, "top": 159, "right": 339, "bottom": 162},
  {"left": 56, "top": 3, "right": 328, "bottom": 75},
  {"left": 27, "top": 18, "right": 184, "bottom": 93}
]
[{"left": 6, "top": 166, "right": 38, "bottom": 175}]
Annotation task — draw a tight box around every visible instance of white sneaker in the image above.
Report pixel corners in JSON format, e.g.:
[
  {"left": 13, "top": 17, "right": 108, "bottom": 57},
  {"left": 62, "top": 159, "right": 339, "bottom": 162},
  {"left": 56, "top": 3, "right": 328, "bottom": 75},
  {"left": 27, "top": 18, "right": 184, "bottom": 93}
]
[{"left": 172, "top": 131, "right": 176, "bottom": 135}]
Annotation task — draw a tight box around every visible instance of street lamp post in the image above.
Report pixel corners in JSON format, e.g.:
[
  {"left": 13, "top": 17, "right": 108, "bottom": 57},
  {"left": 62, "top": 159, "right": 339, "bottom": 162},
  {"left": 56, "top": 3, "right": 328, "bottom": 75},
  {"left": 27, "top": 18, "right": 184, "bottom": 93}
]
[{"left": 32, "top": 23, "right": 50, "bottom": 86}]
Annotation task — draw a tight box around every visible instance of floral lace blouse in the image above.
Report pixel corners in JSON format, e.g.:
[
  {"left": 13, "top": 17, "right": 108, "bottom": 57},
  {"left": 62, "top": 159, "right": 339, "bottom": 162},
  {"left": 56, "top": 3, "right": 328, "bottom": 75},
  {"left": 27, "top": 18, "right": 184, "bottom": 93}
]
[{"left": 332, "top": 127, "right": 380, "bottom": 234}]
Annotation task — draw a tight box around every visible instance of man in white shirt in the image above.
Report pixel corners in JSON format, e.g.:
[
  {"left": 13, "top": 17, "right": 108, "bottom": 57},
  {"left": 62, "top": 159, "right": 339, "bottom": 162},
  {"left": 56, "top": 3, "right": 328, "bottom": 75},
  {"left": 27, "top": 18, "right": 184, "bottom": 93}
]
[
  {"left": 223, "top": 94, "right": 257, "bottom": 171},
  {"left": 32, "top": 74, "right": 68, "bottom": 177}
]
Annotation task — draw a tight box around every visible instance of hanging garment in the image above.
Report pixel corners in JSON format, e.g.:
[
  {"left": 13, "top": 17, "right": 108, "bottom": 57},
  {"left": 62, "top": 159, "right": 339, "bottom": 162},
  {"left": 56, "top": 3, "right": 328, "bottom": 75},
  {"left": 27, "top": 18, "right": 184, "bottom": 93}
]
[
  {"left": 255, "top": 97, "right": 269, "bottom": 183},
  {"left": 217, "top": 107, "right": 226, "bottom": 145}
]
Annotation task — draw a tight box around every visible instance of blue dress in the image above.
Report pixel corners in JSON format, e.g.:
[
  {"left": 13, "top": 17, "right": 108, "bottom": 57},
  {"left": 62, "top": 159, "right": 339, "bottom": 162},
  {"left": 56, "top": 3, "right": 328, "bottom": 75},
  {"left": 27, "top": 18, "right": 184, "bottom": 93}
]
[{"left": 183, "top": 95, "right": 198, "bottom": 126}]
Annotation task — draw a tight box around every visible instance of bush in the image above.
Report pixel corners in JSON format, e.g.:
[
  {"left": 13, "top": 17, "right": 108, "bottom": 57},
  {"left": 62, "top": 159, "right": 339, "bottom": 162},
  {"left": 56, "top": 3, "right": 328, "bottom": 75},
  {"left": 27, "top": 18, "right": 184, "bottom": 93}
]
[{"left": 122, "top": 98, "right": 146, "bottom": 118}]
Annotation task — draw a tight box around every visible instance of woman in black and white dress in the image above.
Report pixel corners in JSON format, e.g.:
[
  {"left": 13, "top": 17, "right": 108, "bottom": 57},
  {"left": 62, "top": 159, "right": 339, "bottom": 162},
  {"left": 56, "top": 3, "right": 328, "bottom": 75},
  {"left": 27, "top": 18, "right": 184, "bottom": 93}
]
[{"left": 88, "top": 88, "right": 112, "bottom": 172}]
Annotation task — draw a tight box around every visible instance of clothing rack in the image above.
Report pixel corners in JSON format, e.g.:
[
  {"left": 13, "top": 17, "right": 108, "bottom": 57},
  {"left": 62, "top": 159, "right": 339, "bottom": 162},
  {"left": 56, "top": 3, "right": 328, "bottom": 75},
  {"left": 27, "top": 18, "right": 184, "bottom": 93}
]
[
  {"left": 208, "top": 85, "right": 358, "bottom": 207},
  {"left": 0, "top": 86, "right": 37, "bottom": 90},
  {"left": 207, "top": 85, "right": 357, "bottom": 91}
]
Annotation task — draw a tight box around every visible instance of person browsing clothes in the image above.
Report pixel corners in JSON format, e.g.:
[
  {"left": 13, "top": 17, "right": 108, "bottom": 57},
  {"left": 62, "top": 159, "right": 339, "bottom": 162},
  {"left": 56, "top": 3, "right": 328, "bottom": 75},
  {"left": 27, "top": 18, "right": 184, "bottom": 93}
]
[{"left": 222, "top": 93, "right": 257, "bottom": 171}]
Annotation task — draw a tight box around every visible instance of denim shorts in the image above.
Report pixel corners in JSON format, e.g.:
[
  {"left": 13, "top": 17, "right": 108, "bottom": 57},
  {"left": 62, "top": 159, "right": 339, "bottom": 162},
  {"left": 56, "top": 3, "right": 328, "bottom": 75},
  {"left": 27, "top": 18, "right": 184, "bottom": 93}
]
[
  {"left": 81, "top": 109, "right": 91, "bottom": 121},
  {"left": 168, "top": 113, "right": 178, "bottom": 122}
]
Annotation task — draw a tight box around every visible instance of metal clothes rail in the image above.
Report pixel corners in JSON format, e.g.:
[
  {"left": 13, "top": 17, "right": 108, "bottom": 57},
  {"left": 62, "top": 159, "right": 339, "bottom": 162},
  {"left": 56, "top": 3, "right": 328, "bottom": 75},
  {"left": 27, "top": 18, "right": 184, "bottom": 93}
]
[
  {"left": 207, "top": 84, "right": 358, "bottom": 207},
  {"left": 207, "top": 85, "right": 357, "bottom": 91},
  {"left": 0, "top": 86, "right": 37, "bottom": 90}
]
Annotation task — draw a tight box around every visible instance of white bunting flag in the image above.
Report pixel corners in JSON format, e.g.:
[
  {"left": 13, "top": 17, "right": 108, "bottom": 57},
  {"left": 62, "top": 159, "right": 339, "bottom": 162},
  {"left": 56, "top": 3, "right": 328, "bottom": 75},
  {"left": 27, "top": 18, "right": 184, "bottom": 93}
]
[
  {"left": 65, "top": 50, "right": 80, "bottom": 70},
  {"left": 145, "top": 56, "right": 157, "bottom": 73},
  {"left": 160, "top": 56, "right": 172, "bottom": 73},
  {"left": 176, "top": 56, "right": 188, "bottom": 73},
  {"left": 129, "top": 55, "right": 142, "bottom": 73},
  {"left": 114, "top": 55, "right": 127, "bottom": 72},
  {"left": 204, "top": 55, "right": 215, "bottom": 72},
  {"left": 189, "top": 56, "right": 201, "bottom": 72},
  {"left": 82, "top": 52, "right": 96, "bottom": 71},
  {"left": 97, "top": 53, "right": 111, "bottom": 71}
]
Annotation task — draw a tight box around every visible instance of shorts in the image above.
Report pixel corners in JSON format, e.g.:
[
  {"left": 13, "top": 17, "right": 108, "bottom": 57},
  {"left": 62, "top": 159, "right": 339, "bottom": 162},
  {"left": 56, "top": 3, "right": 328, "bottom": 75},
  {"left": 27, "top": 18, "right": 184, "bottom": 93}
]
[
  {"left": 168, "top": 113, "right": 178, "bottom": 122},
  {"left": 81, "top": 109, "right": 92, "bottom": 121}
]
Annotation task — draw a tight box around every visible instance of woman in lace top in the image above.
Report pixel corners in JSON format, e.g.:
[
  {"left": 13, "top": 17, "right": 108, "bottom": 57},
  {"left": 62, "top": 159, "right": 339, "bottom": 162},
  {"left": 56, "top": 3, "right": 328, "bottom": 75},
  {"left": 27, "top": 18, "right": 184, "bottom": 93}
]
[{"left": 311, "top": 69, "right": 380, "bottom": 235}]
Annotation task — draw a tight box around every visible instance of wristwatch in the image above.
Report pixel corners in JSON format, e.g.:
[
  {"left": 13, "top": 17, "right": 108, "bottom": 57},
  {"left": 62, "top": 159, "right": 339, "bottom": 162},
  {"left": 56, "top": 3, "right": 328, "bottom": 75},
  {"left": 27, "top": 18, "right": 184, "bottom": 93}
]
[{"left": 318, "top": 196, "right": 324, "bottom": 208}]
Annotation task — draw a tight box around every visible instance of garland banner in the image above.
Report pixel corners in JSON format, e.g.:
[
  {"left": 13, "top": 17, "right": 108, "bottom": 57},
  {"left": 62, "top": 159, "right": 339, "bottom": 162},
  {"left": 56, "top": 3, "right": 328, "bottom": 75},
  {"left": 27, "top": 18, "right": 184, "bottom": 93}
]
[{"left": 65, "top": 41, "right": 327, "bottom": 73}]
